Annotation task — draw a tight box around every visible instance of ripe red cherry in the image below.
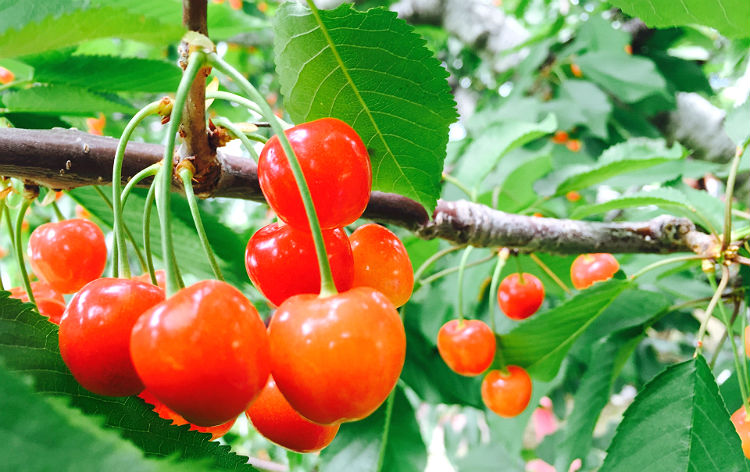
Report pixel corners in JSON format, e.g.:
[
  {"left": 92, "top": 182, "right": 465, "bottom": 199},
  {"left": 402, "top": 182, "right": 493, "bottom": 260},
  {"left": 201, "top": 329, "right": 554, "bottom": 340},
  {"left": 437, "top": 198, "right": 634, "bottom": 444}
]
[
  {"left": 59, "top": 278, "right": 164, "bottom": 396},
  {"left": 246, "top": 376, "right": 340, "bottom": 452},
  {"left": 349, "top": 224, "right": 413, "bottom": 308},
  {"left": 28, "top": 218, "right": 107, "bottom": 294},
  {"left": 437, "top": 319, "right": 496, "bottom": 376},
  {"left": 732, "top": 406, "right": 750, "bottom": 458},
  {"left": 139, "top": 390, "right": 236, "bottom": 441},
  {"left": 497, "top": 273, "right": 545, "bottom": 320},
  {"left": 268, "top": 287, "right": 405, "bottom": 425},
  {"left": 9, "top": 281, "right": 65, "bottom": 303},
  {"left": 35, "top": 298, "right": 67, "bottom": 325},
  {"left": 258, "top": 118, "right": 371, "bottom": 231},
  {"left": 481, "top": 366, "right": 532, "bottom": 417},
  {"left": 131, "top": 280, "right": 270, "bottom": 426},
  {"left": 570, "top": 253, "right": 619, "bottom": 290},
  {"left": 245, "top": 223, "right": 354, "bottom": 306}
]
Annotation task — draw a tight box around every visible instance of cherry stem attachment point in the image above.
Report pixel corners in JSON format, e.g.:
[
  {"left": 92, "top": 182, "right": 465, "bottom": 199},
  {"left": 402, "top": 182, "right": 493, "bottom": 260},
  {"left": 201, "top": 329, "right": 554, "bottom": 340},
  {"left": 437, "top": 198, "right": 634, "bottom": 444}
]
[
  {"left": 514, "top": 255, "right": 525, "bottom": 284},
  {"left": 488, "top": 248, "right": 511, "bottom": 333},
  {"left": 212, "top": 116, "right": 260, "bottom": 162},
  {"left": 14, "top": 198, "right": 34, "bottom": 305},
  {"left": 207, "top": 53, "right": 337, "bottom": 298},
  {"left": 456, "top": 246, "right": 474, "bottom": 321},
  {"left": 178, "top": 164, "right": 224, "bottom": 282}
]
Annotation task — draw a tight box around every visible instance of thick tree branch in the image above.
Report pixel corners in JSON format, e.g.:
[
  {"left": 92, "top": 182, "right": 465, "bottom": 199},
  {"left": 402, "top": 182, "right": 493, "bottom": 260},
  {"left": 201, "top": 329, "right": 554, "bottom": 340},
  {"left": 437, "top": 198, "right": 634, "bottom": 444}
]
[{"left": 0, "top": 127, "right": 717, "bottom": 255}]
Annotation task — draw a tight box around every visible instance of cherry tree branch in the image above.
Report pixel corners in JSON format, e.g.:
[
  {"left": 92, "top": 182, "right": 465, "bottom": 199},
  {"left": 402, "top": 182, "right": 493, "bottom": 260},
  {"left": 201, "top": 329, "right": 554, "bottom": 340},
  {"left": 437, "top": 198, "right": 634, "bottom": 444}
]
[{"left": 0, "top": 127, "right": 717, "bottom": 255}]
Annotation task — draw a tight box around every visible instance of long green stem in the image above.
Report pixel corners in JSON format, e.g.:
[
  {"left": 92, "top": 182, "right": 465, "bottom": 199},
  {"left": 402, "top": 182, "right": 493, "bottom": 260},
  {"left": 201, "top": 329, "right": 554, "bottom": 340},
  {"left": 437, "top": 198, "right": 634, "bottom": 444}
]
[
  {"left": 629, "top": 254, "right": 706, "bottom": 280},
  {"left": 722, "top": 143, "right": 745, "bottom": 252},
  {"left": 442, "top": 173, "right": 475, "bottom": 201},
  {"left": 412, "top": 244, "right": 467, "bottom": 285},
  {"left": 158, "top": 51, "right": 205, "bottom": 296},
  {"left": 456, "top": 246, "right": 474, "bottom": 320},
  {"left": 112, "top": 101, "right": 162, "bottom": 279},
  {"left": 709, "top": 298, "right": 741, "bottom": 369},
  {"left": 179, "top": 166, "right": 224, "bottom": 281},
  {"left": 375, "top": 386, "right": 397, "bottom": 472},
  {"left": 3, "top": 206, "right": 18, "bottom": 288},
  {"left": 488, "top": 248, "right": 510, "bottom": 333},
  {"left": 208, "top": 53, "right": 337, "bottom": 297},
  {"left": 212, "top": 116, "right": 260, "bottom": 162},
  {"left": 51, "top": 200, "right": 64, "bottom": 221},
  {"left": 529, "top": 253, "right": 571, "bottom": 294},
  {"left": 143, "top": 181, "right": 158, "bottom": 285},
  {"left": 14, "top": 199, "right": 34, "bottom": 305},
  {"left": 205, "top": 90, "right": 264, "bottom": 117},
  {"left": 92, "top": 186, "right": 147, "bottom": 274},
  {"left": 120, "top": 163, "right": 161, "bottom": 208},
  {"left": 419, "top": 253, "right": 497, "bottom": 285},
  {"left": 695, "top": 266, "right": 730, "bottom": 357}
]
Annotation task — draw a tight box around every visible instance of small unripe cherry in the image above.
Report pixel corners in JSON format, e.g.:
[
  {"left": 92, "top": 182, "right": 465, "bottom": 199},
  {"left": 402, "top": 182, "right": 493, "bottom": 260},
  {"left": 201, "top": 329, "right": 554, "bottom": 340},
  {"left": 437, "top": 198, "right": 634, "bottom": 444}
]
[{"left": 437, "top": 319, "right": 496, "bottom": 376}]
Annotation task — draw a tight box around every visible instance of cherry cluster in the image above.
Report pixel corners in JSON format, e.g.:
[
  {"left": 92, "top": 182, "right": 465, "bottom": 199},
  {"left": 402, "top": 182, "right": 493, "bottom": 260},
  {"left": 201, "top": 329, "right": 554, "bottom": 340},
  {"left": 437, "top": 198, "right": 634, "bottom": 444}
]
[{"left": 14, "top": 117, "right": 413, "bottom": 453}]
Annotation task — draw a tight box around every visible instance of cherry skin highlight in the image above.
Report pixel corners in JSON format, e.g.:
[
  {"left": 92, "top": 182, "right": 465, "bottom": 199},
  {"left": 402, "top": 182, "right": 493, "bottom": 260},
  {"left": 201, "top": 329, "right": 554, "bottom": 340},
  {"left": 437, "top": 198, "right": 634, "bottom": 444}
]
[
  {"left": 59, "top": 278, "right": 165, "bottom": 396},
  {"left": 28, "top": 218, "right": 107, "bottom": 294},
  {"left": 130, "top": 280, "right": 270, "bottom": 426},
  {"left": 497, "top": 273, "right": 545, "bottom": 320},
  {"left": 268, "top": 287, "right": 406, "bottom": 425},
  {"left": 481, "top": 366, "right": 533, "bottom": 417},
  {"left": 350, "top": 223, "right": 414, "bottom": 308},
  {"left": 570, "top": 253, "right": 619, "bottom": 290},
  {"left": 139, "top": 390, "right": 236, "bottom": 441},
  {"left": 245, "top": 222, "right": 354, "bottom": 306},
  {"left": 258, "top": 118, "right": 371, "bottom": 231},
  {"left": 437, "top": 319, "right": 496, "bottom": 376},
  {"left": 246, "top": 376, "right": 340, "bottom": 453}
]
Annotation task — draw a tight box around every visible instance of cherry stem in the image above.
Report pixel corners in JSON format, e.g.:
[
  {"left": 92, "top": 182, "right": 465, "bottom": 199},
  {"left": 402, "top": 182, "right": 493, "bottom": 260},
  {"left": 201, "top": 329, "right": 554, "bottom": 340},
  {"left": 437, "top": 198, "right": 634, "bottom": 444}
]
[
  {"left": 723, "top": 138, "right": 749, "bottom": 252},
  {"left": 514, "top": 256, "right": 525, "bottom": 284},
  {"left": 456, "top": 246, "right": 474, "bottom": 321},
  {"left": 112, "top": 100, "right": 162, "bottom": 280},
  {"left": 694, "top": 265, "right": 730, "bottom": 357},
  {"left": 3, "top": 206, "right": 18, "bottom": 288},
  {"left": 375, "top": 384, "right": 398, "bottom": 472},
  {"left": 143, "top": 181, "right": 158, "bottom": 285},
  {"left": 91, "top": 186, "right": 147, "bottom": 274},
  {"left": 418, "top": 253, "right": 496, "bottom": 285},
  {"left": 205, "top": 90, "right": 263, "bottom": 120},
  {"left": 120, "top": 163, "right": 161, "bottom": 209},
  {"left": 709, "top": 298, "right": 741, "bottom": 369},
  {"left": 158, "top": 50, "right": 205, "bottom": 296},
  {"left": 529, "top": 253, "right": 571, "bottom": 294},
  {"left": 51, "top": 200, "right": 64, "bottom": 222},
  {"left": 178, "top": 165, "right": 224, "bottom": 281},
  {"left": 442, "top": 172, "right": 475, "bottom": 201},
  {"left": 211, "top": 116, "right": 260, "bottom": 162},
  {"left": 488, "top": 248, "right": 511, "bottom": 333},
  {"left": 629, "top": 254, "right": 706, "bottom": 281},
  {"left": 207, "top": 53, "right": 337, "bottom": 297},
  {"left": 412, "top": 244, "right": 467, "bottom": 286},
  {"left": 14, "top": 198, "right": 34, "bottom": 305}
]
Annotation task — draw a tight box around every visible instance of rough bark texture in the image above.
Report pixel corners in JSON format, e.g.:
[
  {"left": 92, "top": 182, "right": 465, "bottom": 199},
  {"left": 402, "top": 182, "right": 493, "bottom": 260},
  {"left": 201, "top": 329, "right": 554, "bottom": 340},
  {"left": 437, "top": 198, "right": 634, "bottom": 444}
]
[{"left": 0, "top": 127, "right": 717, "bottom": 255}]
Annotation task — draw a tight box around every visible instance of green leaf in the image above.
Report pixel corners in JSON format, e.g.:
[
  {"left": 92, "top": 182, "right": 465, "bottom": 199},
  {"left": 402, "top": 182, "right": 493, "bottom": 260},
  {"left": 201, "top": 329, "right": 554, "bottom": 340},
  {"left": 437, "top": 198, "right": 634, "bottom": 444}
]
[
  {"left": 0, "top": 363, "right": 209, "bottom": 472},
  {"left": 555, "top": 80, "right": 612, "bottom": 139},
  {"left": 0, "top": 293, "right": 255, "bottom": 470},
  {"left": 24, "top": 51, "right": 181, "bottom": 93},
  {"left": 554, "top": 138, "right": 684, "bottom": 196},
  {"left": 570, "top": 187, "right": 719, "bottom": 234},
  {"left": 0, "top": 0, "right": 184, "bottom": 58},
  {"left": 499, "top": 280, "right": 629, "bottom": 381},
  {"left": 68, "top": 187, "right": 252, "bottom": 294},
  {"left": 608, "top": 0, "right": 750, "bottom": 39},
  {"left": 2, "top": 84, "right": 135, "bottom": 115},
  {"left": 273, "top": 2, "right": 457, "bottom": 213},
  {"left": 318, "top": 386, "right": 426, "bottom": 472},
  {"left": 576, "top": 52, "right": 668, "bottom": 103},
  {"left": 600, "top": 356, "right": 749, "bottom": 471},
  {"left": 455, "top": 114, "right": 557, "bottom": 191},
  {"left": 492, "top": 151, "right": 553, "bottom": 213}
]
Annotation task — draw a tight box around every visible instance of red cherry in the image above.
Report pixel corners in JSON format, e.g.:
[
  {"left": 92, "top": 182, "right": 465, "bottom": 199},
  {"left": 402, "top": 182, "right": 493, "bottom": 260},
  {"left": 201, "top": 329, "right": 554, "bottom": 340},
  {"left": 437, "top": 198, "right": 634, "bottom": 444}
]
[
  {"left": 28, "top": 218, "right": 107, "bottom": 294},
  {"left": 59, "top": 278, "right": 164, "bottom": 396},
  {"left": 258, "top": 118, "right": 371, "bottom": 231},
  {"left": 497, "top": 273, "right": 545, "bottom": 320},
  {"left": 139, "top": 390, "right": 235, "bottom": 441},
  {"left": 481, "top": 366, "right": 532, "bottom": 417},
  {"left": 268, "top": 287, "right": 405, "bottom": 425},
  {"left": 130, "top": 280, "right": 270, "bottom": 426},
  {"left": 745, "top": 326, "right": 750, "bottom": 358},
  {"left": 9, "top": 281, "right": 65, "bottom": 303},
  {"left": 437, "top": 319, "right": 496, "bottom": 376},
  {"left": 245, "top": 223, "right": 354, "bottom": 306},
  {"left": 570, "top": 253, "right": 619, "bottom": 290},
  {"left": 350, "top": 224, "right": 413, "bottom": 308},
  {"left": 0, "top": 66, "right": 14, "bottom": 85},
  {"left": 246, "top": 376, "right": 340, "bottom": 452},
  {"left": 35, "top": 298, "right": 66, "bottom": 325},
  {"left": 731, "top": 406, "right": 750, "bottom": 458},
  {"left": 132, "top": 270, "right": 167, "bottom": 291}
]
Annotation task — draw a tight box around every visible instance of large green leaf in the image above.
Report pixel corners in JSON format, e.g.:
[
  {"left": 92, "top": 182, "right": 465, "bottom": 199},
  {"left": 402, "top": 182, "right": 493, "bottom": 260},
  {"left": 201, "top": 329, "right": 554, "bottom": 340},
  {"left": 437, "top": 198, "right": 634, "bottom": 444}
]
[
  {"left": 499, "top": 280, "right": 629, "bottom": 380},
  {"left": 576, "top": 52, "right": 667, "bottom": 103},
  {"left": 608, "top": 0, "right": 750, "bottom": 39},
  {"left": 0, "top": 293, "right": 255, "bottom": 470},
  {"left": 0, "top": 0, "right": 184, "bottom": 58},
  {"left": 600, "top": 356, "right": 749, "bottom": 471},
  {"left": 24, "top": 51, "right": 181, "bottom": 93},
  {"left": 273, "top": 2, "right": 457, "bottom": 213},
  {"left": 554, "top": 138, "right": 685, "bottom": 196},
  {"left": 318, "top": 386, "right": 426, "bottom": 472},
  {"left": 2, "top": 84, "right": 136, "bottom": 115}
]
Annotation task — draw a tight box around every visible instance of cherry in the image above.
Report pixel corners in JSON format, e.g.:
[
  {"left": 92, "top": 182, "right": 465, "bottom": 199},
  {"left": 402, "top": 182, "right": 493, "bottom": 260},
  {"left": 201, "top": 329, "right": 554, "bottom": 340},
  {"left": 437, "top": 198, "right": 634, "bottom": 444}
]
[
  {"left": 258, "top": 118, "right": 371, "bottom": 231},
  {"left": 130, "top": 280, "right": 270, "bottom": 426},
  {"left": 246, "top": 376, "right": 340, "bottom": 452},
  {"left": 245, "top": 223, "right": 354, "bottom": 306},
  {"left": 9, "top": 281, "right": 64, "bottom": 303},
  {"left": 28, "top": 218, "right": 107, "bottom": 294},
  {"left": 139, "top": 390, "right": 235, "bottom": 441},
  {"left": 268, "top": 287, "right": 405, "bottom": 425},
  {"left": 497, "top": 273, "right": 545, "bottom": 320},
  {"left": 437, "top": 319, "right": 496, "bottom": 376},
  {"left": 570, "top": 253, "right": 619, "bottom": 290},
  {"left": 481, "top": 366, "right": 532, "bottom": 417},
  {"left": 59, "top": 278, "right": 164, "bottom": 396},
  {"left": 745, "top": 326, "right": 750, "bottom": 358},
  {"left": 35, "top": 298, "right": 66, "bottom": 325},
  {"left": 131, "top": 270, "right": 167, "bottom": 291},
  {"left": 349, "top": 223, "right": 414, "bottom": 308},
  {"left": 731, "top": 406, "right": 750, "bottom": 458}
]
